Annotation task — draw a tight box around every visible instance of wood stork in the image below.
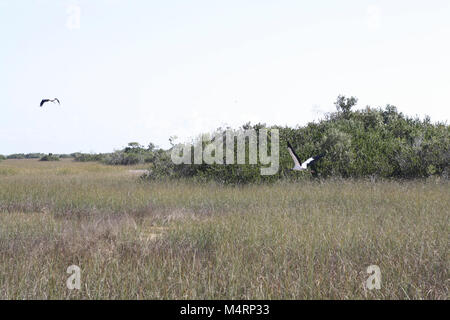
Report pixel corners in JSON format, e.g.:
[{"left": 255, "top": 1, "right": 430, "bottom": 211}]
[{"left": 287, "top": 141, "right": 324, "bottom": 171}]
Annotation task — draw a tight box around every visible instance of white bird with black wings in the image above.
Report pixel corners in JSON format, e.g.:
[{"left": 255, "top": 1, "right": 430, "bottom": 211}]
[{"left": 287, "top": 141, "right": 324, "bottom": 171}]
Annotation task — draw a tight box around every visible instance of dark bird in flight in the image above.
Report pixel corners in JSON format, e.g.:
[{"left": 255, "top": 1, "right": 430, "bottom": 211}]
[
  {"left": 40, "top": 98, "right": 60, "bottom": 107},
  {"left": 287, "top": 141, "right": 324, "bottom": 171}
]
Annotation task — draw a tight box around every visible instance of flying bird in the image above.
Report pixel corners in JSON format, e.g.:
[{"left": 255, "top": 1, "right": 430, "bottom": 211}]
[
  {"left": 287, "top": 141, "right": 324, "bottom": 171},
  {"left": 40, "top": 98, "right": 60, "bottom": 107}
]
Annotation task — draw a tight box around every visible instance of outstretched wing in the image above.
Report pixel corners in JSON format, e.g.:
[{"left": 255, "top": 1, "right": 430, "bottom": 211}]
[
  {"left": 40, "top": 99, "right": 49, "bottom": 107},
  {"left": 300, "top": 157, "right": 315, "bottom": 169},
  {"left": 301, "top": 154, "right": 325, "bottom": 169},
  {"left": 54, "top": 98, "right": 60, "bottom": 104},
  {"left": 287, "top": 141, "right": 302, "bottom": 168}
]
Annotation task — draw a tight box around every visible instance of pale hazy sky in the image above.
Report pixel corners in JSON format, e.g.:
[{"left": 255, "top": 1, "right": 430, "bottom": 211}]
[{"left": 1, "top": 0, "right": 449, "bottom": 154}]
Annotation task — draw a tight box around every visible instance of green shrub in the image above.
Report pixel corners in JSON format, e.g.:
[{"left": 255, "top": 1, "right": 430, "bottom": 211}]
[
  {"left": 102, "top": 151, "right": 142, "bottom": 165},
  {"left": 39, "top": 154, "right": 60, "bottom": 161},
  {"left": 6, "top": 153, "right": 48, "bottom": 159},
  {"left": 7, "top": 154, "right": 25, "bottom": 159},
  {"left": 25, "top": 153, "right": 45, "bottom": 159},
  {"left": 73, "top": 153, "right": 105, "bottom": 162},
  {"left": 58, "top": 154, "right": 73, "bottom": 159},
  {"left": 102, "top": 142, "right": 162, "bottom": 166}
]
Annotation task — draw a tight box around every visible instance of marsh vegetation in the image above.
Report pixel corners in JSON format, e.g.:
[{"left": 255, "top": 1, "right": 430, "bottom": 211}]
[{"left": 0, "top": 159, "right": 447, "bottom": 299}]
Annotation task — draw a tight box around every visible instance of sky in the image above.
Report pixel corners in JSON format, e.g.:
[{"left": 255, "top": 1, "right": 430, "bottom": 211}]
[{"left": 0, "top": 0, "right": 449, "bottom": 154}]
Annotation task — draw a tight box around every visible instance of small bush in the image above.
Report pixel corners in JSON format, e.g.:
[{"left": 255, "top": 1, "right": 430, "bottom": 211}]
[
  {"left": 102, "top": 151, "right": 142, "bottom": 165},
  {"left": 58, "top": 154, "right": 73, "bottom": 159},
  {"left": 102, "top": 142, "right": 162, "bottom": 166},
  {"left": 73, "top": 153, "right": 105, "bottom": 162},
  {"left": 39, "top": 154, "right": 60, "bottom": 161},
  {"left": 25, "top": 153, "right": 45, "bottom": 159}
]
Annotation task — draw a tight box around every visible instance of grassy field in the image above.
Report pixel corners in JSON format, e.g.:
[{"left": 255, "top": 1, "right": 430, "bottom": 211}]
[{"left": 0, "top": 159, "right": 448, "bottom": 299}]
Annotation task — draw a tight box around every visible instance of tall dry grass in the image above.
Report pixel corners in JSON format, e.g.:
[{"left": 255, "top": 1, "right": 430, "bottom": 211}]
[{"left": 0, "top": 159, "right": 448, "bottom": 299}]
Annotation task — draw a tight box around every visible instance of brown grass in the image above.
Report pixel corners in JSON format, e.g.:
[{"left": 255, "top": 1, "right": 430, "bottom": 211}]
[{"left": 0, "top": 159, "right": 448, "bottom": 299}]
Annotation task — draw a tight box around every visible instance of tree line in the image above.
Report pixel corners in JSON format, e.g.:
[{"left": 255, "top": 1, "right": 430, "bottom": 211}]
[{"left": 1, "top": 96, "right": 448, "bottom": 183}]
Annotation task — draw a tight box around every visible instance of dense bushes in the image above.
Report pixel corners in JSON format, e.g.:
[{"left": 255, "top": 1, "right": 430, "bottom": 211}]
[
  {"left": 58, "top": 154, "right": 73, "bottom": 159},
  {"left": 26, "top": 153, "right": 46, "bottom": 159},
  {"left": 102, "top": 151, "right": 143, "bottom": 165},
  {"left": 72, "top": 143, "right": 163, "bottom": 166},
  {"left": 6, "top": 154, "right": 26, "bottom": 159},
  {"left": 6, "top": 153, "right": 45, "bottom": 159},
  {"left": 0, "top": 155, "right": 5, "bottom": 161},
  {"left": 147, "top": 96, "right": 449, "bottom": 183},
  {"left": 39, "top": 154, "right": 60, "bottom": 161},
  {"left": 73, "top": 153, "right": 105, "bottom": 162},
  {"left": 102, "top": 142, "right": 162, "bottom": 165}
]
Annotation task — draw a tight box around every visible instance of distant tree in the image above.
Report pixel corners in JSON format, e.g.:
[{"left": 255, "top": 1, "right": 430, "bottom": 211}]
[
  {"left": 124, "top": 142, "right": 145, "bottom": 154},
  {"left": 147, "top": 142, "right": 157, "bottom": 152},
  {"left": 334, "top": 95, "right": 358, "bottom": 118},
  {"left": 127, "top": 142, "right": 141, "bottom": 148}
]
